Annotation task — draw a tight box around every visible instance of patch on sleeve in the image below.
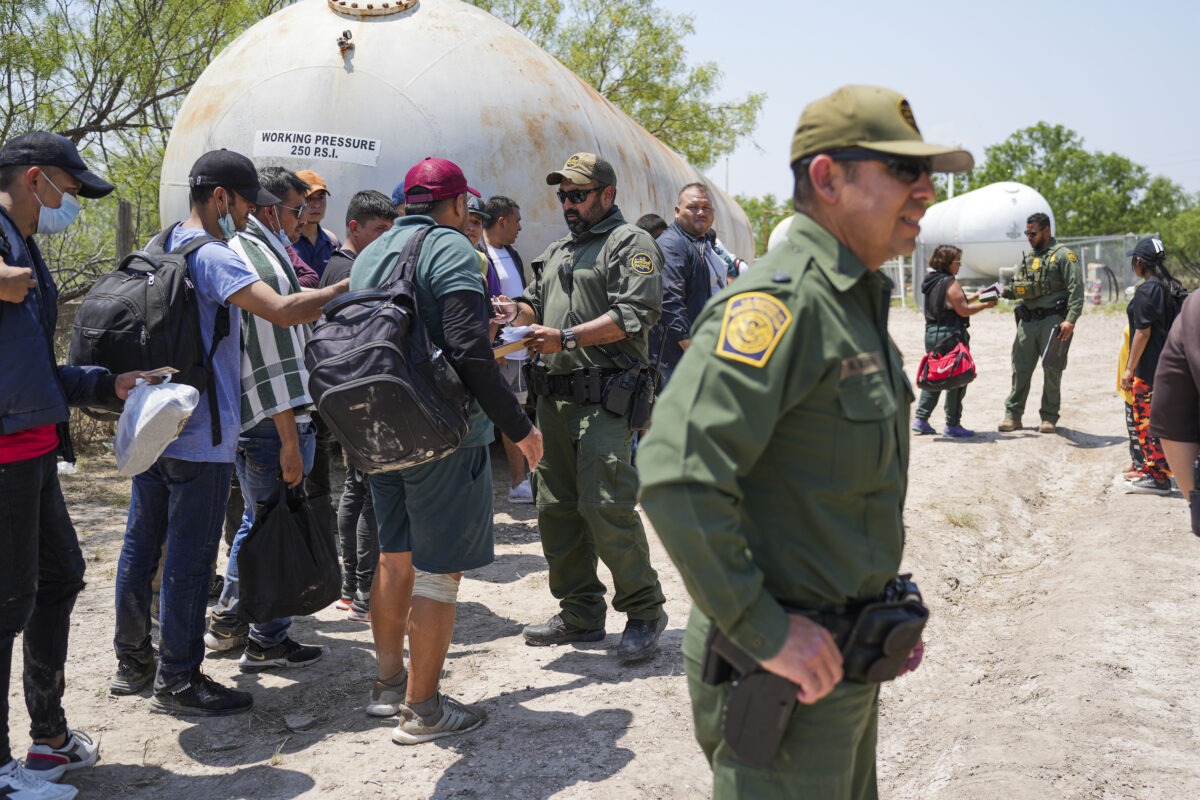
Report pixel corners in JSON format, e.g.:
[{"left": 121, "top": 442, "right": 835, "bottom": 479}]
[
  {"left": 1067, "top": 251, "right": 1077, "bottom": 262},
  {"left": 715, "top": 292, "right": 792, "bottom": 367},
  {"left": 630, "top": 252, "right": 654, "bottom": 275}
]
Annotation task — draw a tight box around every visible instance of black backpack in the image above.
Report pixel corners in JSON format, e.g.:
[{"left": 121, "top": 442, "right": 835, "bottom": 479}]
[
  {"left": 67, "top": 223, "right": 229, "bottom": 444},
  {"left": 305, "top": 225, "right": 472, "bottom": 474}
]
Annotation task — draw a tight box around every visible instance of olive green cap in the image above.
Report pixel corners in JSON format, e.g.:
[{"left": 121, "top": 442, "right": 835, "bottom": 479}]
[
  {"left": 546, "top": 152, "right": 617, "bottom": 187},
  {"left": 790, "top": 85, "right": 974, "bottom": 173}
]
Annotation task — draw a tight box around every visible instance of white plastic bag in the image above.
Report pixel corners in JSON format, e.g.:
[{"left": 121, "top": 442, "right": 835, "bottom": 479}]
[{"left": 115, "top": 379, "right": 200, "bottom": 476}]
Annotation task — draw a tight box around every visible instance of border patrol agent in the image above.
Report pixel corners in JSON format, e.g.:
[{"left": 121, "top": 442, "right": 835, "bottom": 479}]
[
  {"left": 639, "top": 86, "right": 972, "bottom": 799},
  {"left": 998, "top": 212, "right": 1083, "bottom": 434},
  {"left": 507, "top": 152, "right": 668, "bottom": 663}
]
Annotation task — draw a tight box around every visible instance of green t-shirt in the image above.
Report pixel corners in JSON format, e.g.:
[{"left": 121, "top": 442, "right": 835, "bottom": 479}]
[{"left": 349, "top": 215, "right": 492, "bottom": 449}]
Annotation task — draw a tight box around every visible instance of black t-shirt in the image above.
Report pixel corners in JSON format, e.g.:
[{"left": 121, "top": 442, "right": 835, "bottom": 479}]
[
  {"left": 1127, "top": 277, "right": 1172, "bottom": 383},
  {"left": 319, "top": 248, "right": 356, "bottom": 289}
]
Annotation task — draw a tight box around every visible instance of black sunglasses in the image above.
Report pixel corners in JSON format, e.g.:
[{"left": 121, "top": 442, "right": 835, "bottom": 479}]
[
  {"left": 821, "top": 149, "right": 933, "bottom": 184},
  {"left": 1024, "top": 228, "right": 1046, "bottom": 238},
  {"left": 556, "top": 186, "right": 604, "bottom": 205}
]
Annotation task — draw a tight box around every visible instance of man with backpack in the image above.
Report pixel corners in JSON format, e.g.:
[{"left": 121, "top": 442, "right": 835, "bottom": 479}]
[
  {"left": 0, "top": 131, "right": 144, "bottom": 800},
  {"left": 108, "top": 149, "right": 348, "bottom": 717},
  {"left": 346, "top": 157, "right": 542, "bottom": 744},
  {"left": 202, "top": 166, "right": 327, "bottom": 669}
]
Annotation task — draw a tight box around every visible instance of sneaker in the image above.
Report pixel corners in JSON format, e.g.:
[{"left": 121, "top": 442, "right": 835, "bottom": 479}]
[
  {"left": 149, "top": 669, "right": 253, "bottom": 717},
  {"left": 347, "top": 600, "right": 370, "bottom": 622},
  {"left": 391, "top": 694, "right": 485, "bottom": 745},
  {"left": 617, "top": 613, "right": 668, "bottom": 663},
  {"left": 1126, "top": 475, "right": 1172, "bottom": 496},
  {"left": 911, "top": 418, "right": 936, "bottom": 435},
  {"left": 23, "top": 730, "right": 100, "bottom": 782},
  {"left": 203, "top": 617, "right": 248, "bottom": 652},
  {"left": 943, "top": 424, "right": 974, "bottom": 438},
  {"left": 239, "top": 638, "right": 325, "bottom": 672},
  {"left": 523, "top": 614, "right": 605, "bottom": 646},
  {"left": 1122, "top": 466, "right": 1148, "bottom": 481},
  {"left": 1038, "top": 420, "right": 1056, "bottom": 434},
  {"left": 0, "top": 760, "right": 77, "bottom": 800},
  {"left": 508, "top": 479, "right": 534, "bottom": 504},
  {"left": 997, "top": 417, "right": 1022, "bottom": 432},
  {"left": 335, "top": 594, "right": 353, "bottom": 611},
  {"left": 109, "top": 655, "right": 155, "bottom": 695},
  {"left": 366, "top": 671, "right": 408, "bottom": 717}
]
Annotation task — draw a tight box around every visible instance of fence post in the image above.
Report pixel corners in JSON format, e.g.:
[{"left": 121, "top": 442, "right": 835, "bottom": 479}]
[{"left": 116, "top": 200, "right": 133, "bottom": 262}]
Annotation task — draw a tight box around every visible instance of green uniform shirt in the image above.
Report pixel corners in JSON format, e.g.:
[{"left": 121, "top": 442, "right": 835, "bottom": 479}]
[
  {"left": 1006, "top": 238, "right": 1084, "bottom": 323},
  {"left": 349, "top": 215, "right": 492, "bottom": 449},
  {"left": 518, "top": 207, "right": 662, "bottom": 374},
  {"left": 638, "top": 213, "right": 913, "bottom": 664}
]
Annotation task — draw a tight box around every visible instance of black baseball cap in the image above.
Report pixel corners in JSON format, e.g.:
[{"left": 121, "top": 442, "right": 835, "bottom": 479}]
[
  {"left": 0, "top": 131, "right": 115, "bottom": 198},
  {"left": 188, "top": 149, "right": 279, "bottom": 206},
  {"left": 1126, "top": 237, "right": 1166, "bottom": 264}
]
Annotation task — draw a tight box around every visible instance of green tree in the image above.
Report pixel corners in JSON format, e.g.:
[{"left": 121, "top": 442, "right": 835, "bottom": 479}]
[
  {"left": 1, "top": 0, "right": 290, "bottom": 297},
  {"left": 470, "top": 0, "right": 763, "bottom": 169},
  {"left": 963, "top": 122, "right": 1191, "bottom": 237},
  {"left": 734, "top": 192, "right": 788, "bottom": 257}
]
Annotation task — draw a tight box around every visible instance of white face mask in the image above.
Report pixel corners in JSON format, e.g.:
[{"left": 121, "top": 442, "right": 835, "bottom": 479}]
[{"left": 35, "top": 172, "right": 81, "bottom": 235}]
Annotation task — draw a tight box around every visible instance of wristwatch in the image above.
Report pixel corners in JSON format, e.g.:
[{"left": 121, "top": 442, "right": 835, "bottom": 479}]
[{"left": 561, "top": 328, "right": 579, "bottom": 351}]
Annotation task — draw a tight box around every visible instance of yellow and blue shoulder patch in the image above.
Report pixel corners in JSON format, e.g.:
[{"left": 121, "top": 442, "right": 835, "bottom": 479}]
[
  {"left": 630, "top": 252, "right": 654, "bottom": 275},
  {"left": 1067, "top": 251, "right": 1077, "bottom": 262},
  {"left": 715, "top": 292, "right": 792, "bottom": 368}
]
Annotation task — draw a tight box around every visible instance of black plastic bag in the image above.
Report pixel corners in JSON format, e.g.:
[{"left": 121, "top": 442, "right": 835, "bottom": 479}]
[{"left": 236, "top": 479, "right": 341, "bottom": 624}]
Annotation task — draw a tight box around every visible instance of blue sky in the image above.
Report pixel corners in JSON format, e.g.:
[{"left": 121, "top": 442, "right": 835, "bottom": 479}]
[{"left": 656, "top": 0, "right": 1200, "bottom": 202}]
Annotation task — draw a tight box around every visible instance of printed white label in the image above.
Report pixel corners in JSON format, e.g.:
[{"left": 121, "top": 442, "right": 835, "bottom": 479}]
[{"left": 253, "top": 130, "right": 380, "bottom": 166}]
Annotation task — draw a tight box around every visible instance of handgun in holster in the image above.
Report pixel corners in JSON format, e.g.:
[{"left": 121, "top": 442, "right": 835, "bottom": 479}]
[{"left": 699, "top": 576, "right": 929, "bottom": 768}]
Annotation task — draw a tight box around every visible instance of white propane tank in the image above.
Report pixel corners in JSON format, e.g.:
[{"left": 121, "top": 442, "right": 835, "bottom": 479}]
[
  {"left": 767, "top": 214, "right": 795, "bottom": 253},
  {"left": 915, "top": 182, "right": 1053, "bottom": 284},
  {"left": 158, "top": 0, "right": 754, "bottom": 262}
]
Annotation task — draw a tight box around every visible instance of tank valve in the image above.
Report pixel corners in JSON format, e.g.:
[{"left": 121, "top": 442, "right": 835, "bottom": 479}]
[{"left": 337, "top": 30, "right": 354, "bottom": 57}]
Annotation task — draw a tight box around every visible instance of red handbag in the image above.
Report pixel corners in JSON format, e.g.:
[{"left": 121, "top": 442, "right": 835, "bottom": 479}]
[{"left": 916, "top": 335, "right": 976, "bottom": 391}]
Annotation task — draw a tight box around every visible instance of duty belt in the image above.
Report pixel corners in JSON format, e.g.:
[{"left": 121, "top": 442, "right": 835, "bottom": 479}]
[
  {"left": 525, "top": 363, "right": 622, "bottom": 404},
  {"left": 1015, "top": 299, "right": 1068, "bottom": 323}
]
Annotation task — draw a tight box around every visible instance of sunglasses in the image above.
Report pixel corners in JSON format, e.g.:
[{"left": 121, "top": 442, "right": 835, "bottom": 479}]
[
  {"left": 1024, "top": 229, "right": 1046, "bottom": 238},
  {"left": 556, "top": 186, "right": 604, "bottom": 205},
  {"left": 821, "top": 149, "right": 933, "bottom": 184},
  {"left": 279, "top": 201, "right": 308, "bottom": 219}
]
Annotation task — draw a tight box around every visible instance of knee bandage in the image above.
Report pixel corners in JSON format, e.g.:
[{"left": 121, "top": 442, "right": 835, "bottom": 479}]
[{"left": 411, "top": 570, "right": 460, "bottom": 604}]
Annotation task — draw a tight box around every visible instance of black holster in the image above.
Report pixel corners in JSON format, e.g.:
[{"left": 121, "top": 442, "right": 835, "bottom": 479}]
[
  {"left": 600, "top": 362, "right": 657, "bottom": 431},
  {"left": 699, "top": 575, "right": 929, "bottom": 767}
]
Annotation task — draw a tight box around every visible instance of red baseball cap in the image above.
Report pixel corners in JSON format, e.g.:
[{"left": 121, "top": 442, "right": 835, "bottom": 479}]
[{"left": 403, "top": 157, "right": 480, "bottom": 204}]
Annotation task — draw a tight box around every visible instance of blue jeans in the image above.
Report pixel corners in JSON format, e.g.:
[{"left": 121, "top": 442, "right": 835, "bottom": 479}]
[
  {"left": 114, "top": 457, "right": 234, "bottom": 692},
  {"left": 211, "top": 419, "right": 316, "bottom": 646}
]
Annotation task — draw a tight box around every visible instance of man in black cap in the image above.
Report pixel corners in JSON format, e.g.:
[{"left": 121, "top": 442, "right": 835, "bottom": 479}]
[
  {"left": 108, "top": 149, "right": 348, "bottom": 718},
  {"left": 506, "top": 152, "right": 669, "bottom": 663},
  {"left": 0, "top": 131, "right": 145, "bottom": 798}
]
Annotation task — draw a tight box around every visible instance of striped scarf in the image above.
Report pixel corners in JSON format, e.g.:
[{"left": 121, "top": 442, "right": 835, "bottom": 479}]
[{"left": 229, "top": 215, "right": 312, "bottom": 430}]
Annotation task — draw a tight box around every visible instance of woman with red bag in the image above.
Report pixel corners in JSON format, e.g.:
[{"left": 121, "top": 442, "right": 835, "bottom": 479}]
[{"left": 913, "top": 245, "right": 997, "bottom": 437}]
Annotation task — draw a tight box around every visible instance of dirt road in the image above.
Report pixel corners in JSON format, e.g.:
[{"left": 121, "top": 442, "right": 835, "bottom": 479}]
[{"left": 11, "top": 305, "right": 1200, "bottom": 799}]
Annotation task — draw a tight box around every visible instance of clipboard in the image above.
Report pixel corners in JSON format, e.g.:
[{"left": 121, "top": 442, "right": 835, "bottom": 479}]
[
  {"left": 1042, "top": 324, "right": 1071, "bottom": 371},
  {"left": 493, "top": 338, "right": 532, "bottom": 360}
]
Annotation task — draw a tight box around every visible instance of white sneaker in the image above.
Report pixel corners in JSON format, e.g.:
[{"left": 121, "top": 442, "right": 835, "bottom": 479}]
[
  {"left": 0, "top": 760, "right": 78, "bottom": 799},
  {"left": 507, "top": 479, "right": 533, "bottom": 504},
  {"left": 23, "top": 729, "right": 100, "bottom": 782}
]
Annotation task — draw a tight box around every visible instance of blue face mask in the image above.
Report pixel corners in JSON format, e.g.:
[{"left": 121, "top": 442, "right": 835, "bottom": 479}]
[
  {"left": 35, "top": 173, "right": 81, "bottom": 235},
  {"left": 217, "top": 192, "right": 236, "bottom": 240}
]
